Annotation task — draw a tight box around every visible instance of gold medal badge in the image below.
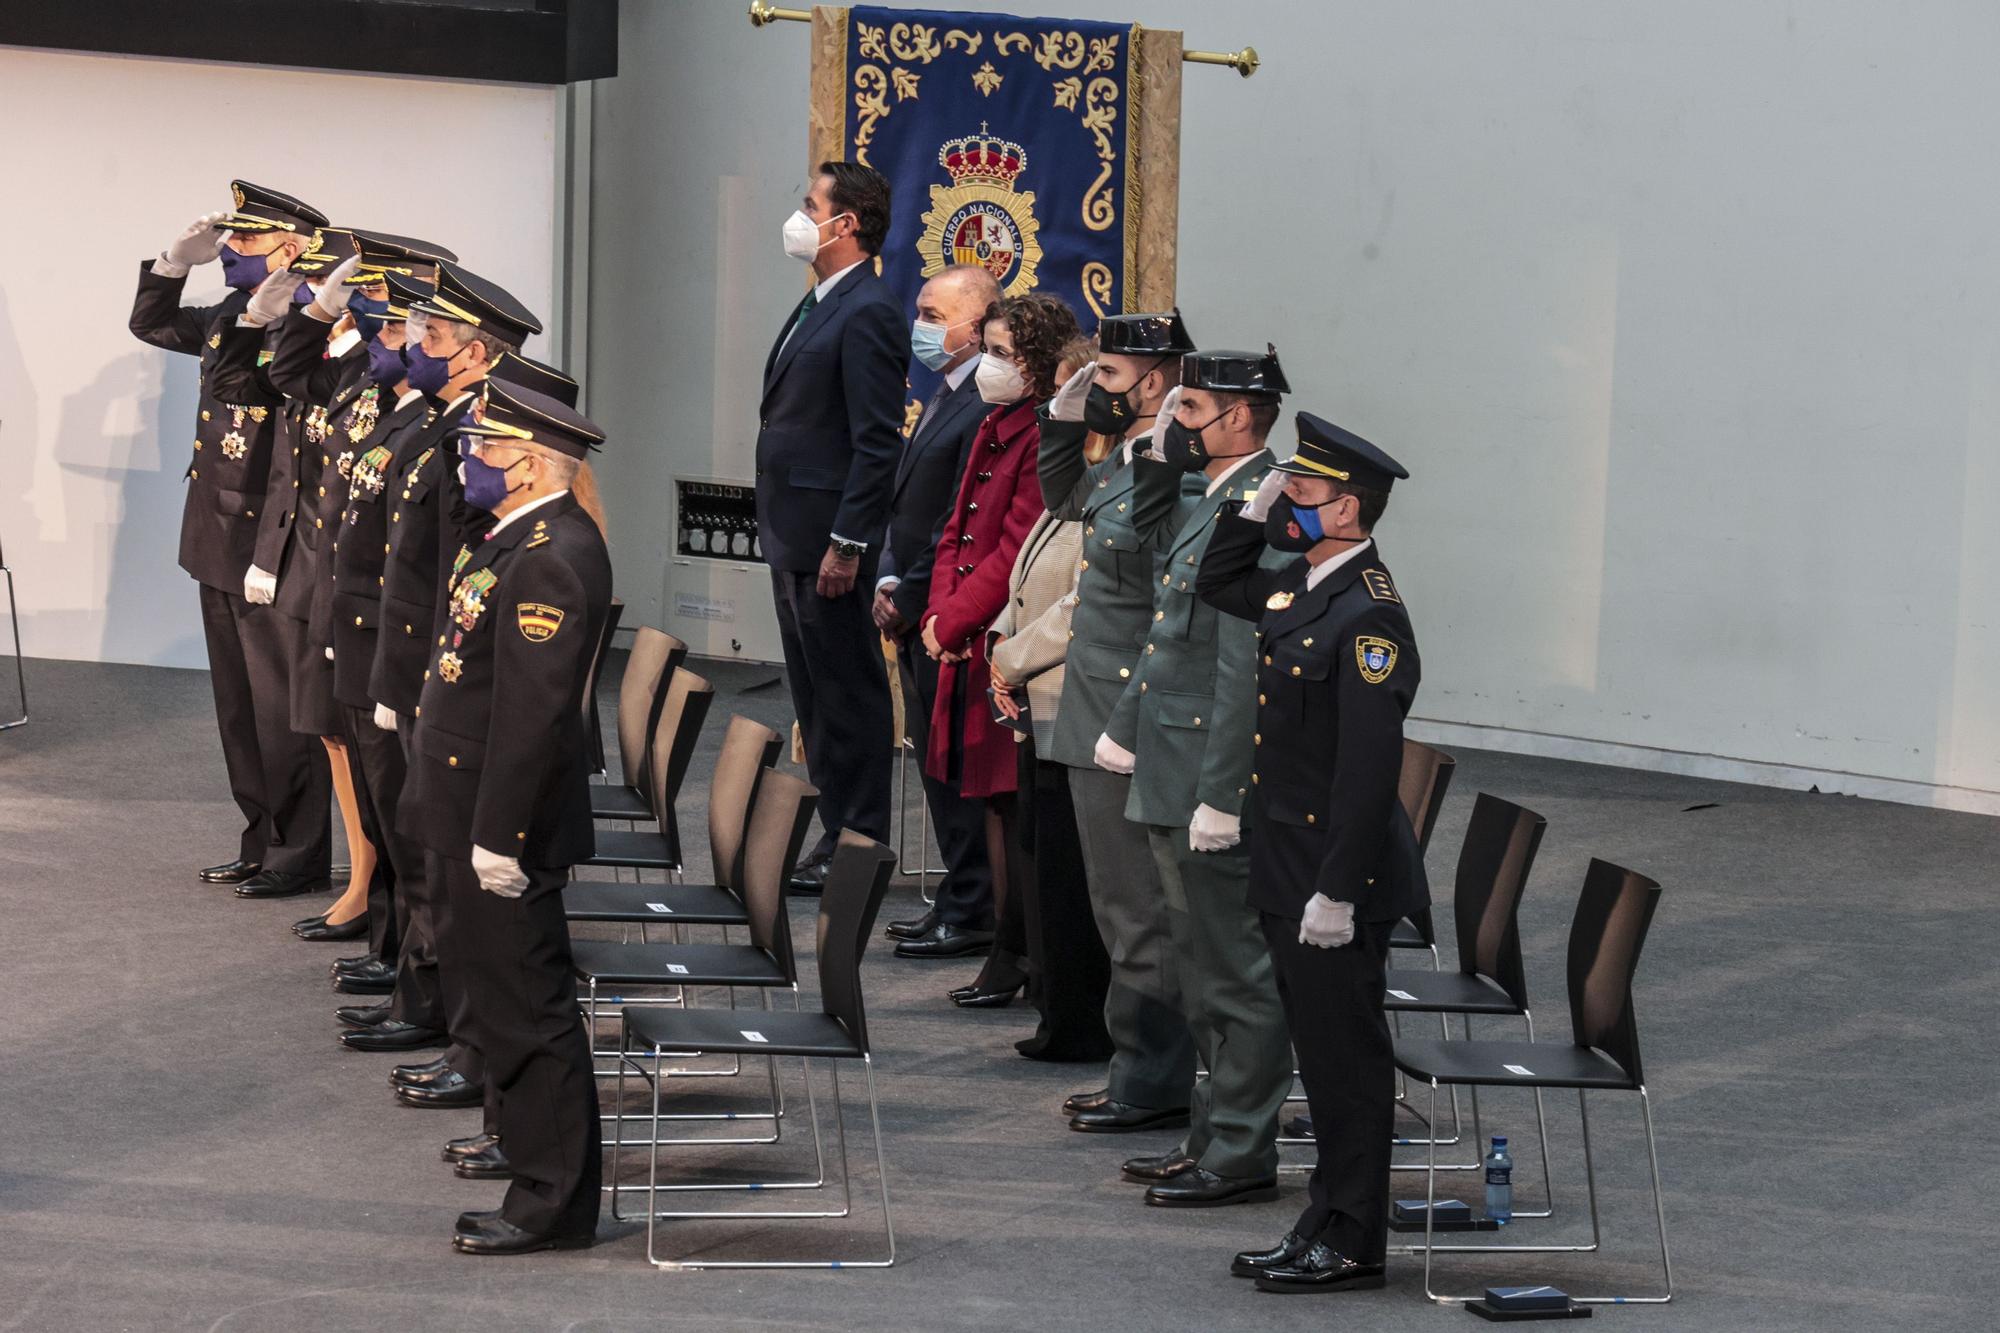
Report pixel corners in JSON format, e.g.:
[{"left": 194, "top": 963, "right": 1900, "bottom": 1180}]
[
  {"left": 219, "top": 431, "right": 248, "bottom": 461},
  {"left": 1266, "top": 591, "right": 1295, "bottom": 611},
  {"left": 437, "top": 651, "right": 463, "bottom": 684}
]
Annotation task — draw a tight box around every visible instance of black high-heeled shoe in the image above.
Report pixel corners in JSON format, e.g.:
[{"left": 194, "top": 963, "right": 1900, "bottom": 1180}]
[
  {"left": 949, "top": 968, "right": 1027, "bottom": 1008},
  {"left": 296, "top": 912, "right": 369, "bottom": 942}
]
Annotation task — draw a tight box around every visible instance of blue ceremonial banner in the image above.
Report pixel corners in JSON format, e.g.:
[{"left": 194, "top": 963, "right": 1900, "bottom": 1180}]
[{"left": 841, "top": 8, "right": 1143, "bottom": 363}]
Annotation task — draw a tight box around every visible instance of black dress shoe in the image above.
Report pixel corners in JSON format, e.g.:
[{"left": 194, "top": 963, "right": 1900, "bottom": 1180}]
[
  {"left": 893, "top": 921, "right": 994, "bottom": 959},
  {"left": 1143, "top": 1166, "right": 1280, "bottom": 1208},
  {"left": 337, "top": 1002, "right": 394, "bottom": 1030},
  {"left": 949, "top": 979, "right": 1023, "bottom": 1008},
  {"left": 1068, "top": 1100, "right": 1191, "bottom": 1134},
  {"left": 333, "top": 959, "right": 397, "bottom": 994},
  {"left": 456, "top": 1208, "right": 503, "bottom": 1231},
  {"left": 786, "top": 858, "right": 831, "bottom": 896},
  {"left": 199, "top": 858, "right": 261, "bottom": 884},
  {"left": 452, "top": 1213, "right": 593, "bottom": 1256},
  {"left": 1063, "top": 1087, "right": 1111, "bottom": 1116},
  {"left": 885, "top": 907, "right": 939, "bottom": 941},
  {"left": 234, "top": 870, "right": 331, "bottom": 900},
  {"left": 1121, "top": 1151, "right": 1198, "bottom": 1184},
  {"left": 1252, "top": 1243, "right": 1385, "bottom": 1293},
  {"left": 332, "top": 951, "right": 375, "bottom": 973},
  {"left": 396, "top": 1070, "right": 484, "bottom": 1108},
  {"left": 1016, "top": 1033, "right": 1117, "bottom": 1063},
  {"left": 393, "top": 1056, "right": 454, "bottom": 1088},
  {"left": 443, "top": 1133, "right": 501, "bottom": 1163},
  {"left": 296, "top": 913, "right": 369, "bottom": 942},
  {"left": 1283, "top": 1112, "right": 1315, "bottom": 1139},
  {"left": 340, "top": 1021, "right": 446, "bottom": 1052},
  {"left": 1232, "top": 1230, "right": 1312, "bottom": 1278},
  {"left": 453, "top": 1142, "right": 513, "bottom": 1180}
]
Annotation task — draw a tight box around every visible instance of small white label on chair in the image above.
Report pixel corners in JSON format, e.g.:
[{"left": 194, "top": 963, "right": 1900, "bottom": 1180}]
[
  {"left": 645, "top": 902, "right": 674, "bottom": 913},
  {"left": 1387, "top": 988, "right": 1417, "bottom": 1001},
  {"left": 665, "top": 964, "right": 688, "bottom": 975},
  {"left": 1503, "top": 1063, "right": 1535, "bottom": 1077},
  {"left": 741, "top": 1030, "right": 768, "bottom": 1043}
]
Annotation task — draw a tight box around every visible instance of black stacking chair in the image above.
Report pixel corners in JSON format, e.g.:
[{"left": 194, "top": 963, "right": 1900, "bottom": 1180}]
[
  {"left": 568, "top": 714, "right": 783, "bottom": 932},
  {"left": 1385, "top": 794, "right": 1551, "bottom": 1202},
  {"left": 1394, "top": 859, "right": 1672, "bottom": 1307},
  {"left": 583, "top": 598, "right": 625, "bottom": 775},
  {"left": 611, "top": 835, "right": 901, "bottom": 1270},
  {"left": 579, "top": 666, "right": 711, "bottom": 878},
  {"left": 1390, "top": 739, "right": 1457, "bottom": 965},
  {"left": 591, "top": 627, "right": 688, "bottom": 823}
]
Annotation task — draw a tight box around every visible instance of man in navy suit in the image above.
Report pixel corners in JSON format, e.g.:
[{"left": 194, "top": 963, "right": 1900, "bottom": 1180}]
[
  {"left": 871, "top": 264, "right": 1002, "bottom": 946},
  {"left": 757, "top": 160, "right": 907, "bottom": 889}
]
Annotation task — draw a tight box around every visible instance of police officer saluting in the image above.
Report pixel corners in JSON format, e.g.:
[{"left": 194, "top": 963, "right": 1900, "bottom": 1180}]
[{"left": 1196, "top": 414, "right": 1423, "bottom": 1294}]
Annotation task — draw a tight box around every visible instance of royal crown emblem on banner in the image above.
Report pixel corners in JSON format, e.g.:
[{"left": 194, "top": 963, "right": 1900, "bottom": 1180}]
[{"left": 918, "top": 123, "right": 1043, "bottom": 294}]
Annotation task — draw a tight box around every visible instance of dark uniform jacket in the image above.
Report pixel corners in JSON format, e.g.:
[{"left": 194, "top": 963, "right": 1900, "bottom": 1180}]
[
  {"left": 254, "top": 314, "right": 372, "bottom": 621},
  {"left": 128, "top": 262, "right": 285, "bottom": 593},
  {"left": 1198, "top": 514, "right": 1427, "bottom": 923},
  {"left": 878, "top": 369, "right": 989, "bottom": 627},
  {"left": 330, "top": 391, "right": 437, "bottom": 708},
  {"left": 370, "top": 392, "right": 478, "bottom": 715},
  {"left": 402, "top": 492, "right": 613, "bottom": 867}
]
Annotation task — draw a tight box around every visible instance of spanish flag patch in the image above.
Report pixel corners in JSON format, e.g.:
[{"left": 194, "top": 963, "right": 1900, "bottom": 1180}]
[{"left": 517, "top": 602, "right": 565, "bottom": 642}]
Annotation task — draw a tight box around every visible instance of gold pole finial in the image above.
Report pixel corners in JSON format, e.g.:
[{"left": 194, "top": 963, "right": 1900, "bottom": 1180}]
[
  {"left": 747, "top": 1, "right": 808, "bottom": 28},
  {"left": 1183, "top": 45, "right": 1260, "bottom": 78}
]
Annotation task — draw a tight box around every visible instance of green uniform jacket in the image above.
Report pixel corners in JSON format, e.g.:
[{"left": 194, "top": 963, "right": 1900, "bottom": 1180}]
[
  {"left": 1039, "top": 412, "right": 1165, "bottom": 770},
  {"left": 1105, "top": 450, "right": 1282, "bottom": 826}
]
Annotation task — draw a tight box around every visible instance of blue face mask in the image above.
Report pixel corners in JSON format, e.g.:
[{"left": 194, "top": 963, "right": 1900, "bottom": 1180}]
[
  {"left": 347, "top": 291, "right": 390, "bottom": 342},
  {"left": 293, "top": 282, "right": 315, "bottom": 304},
  {"left": 1264, "top": 495, "right": 1325, "bottom": 552},
  {"left": 460, "top": 440, "right": 528, "bottom": 511},
  {"left": 218, "top": 246, "right": 269, "bottom": 291},
  {"left": 366, "top": 336, "right": 407, "bottom": 388},
  {"left": 404, "top": 341, "right": 455, "bottom": 397},
  {"left": 910, "top": 319, "right": 955, "bottom": 371}
]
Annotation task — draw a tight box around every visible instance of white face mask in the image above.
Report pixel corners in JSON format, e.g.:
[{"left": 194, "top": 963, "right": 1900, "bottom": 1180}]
[
  {"left": 782, "top": 209, "right": 854, "bottom": 262},
  {"left": 975, "top": 354, "right": 1029, "bottom": 405}
]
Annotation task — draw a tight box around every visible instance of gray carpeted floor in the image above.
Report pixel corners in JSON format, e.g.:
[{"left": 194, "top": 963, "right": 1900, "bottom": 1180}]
[{"left": 0, "top": 651, "right": 1993, "bottom": 1331}]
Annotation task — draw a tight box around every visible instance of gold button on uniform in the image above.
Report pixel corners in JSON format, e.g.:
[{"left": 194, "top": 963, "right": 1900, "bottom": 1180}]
[
  {"left": 1258, "top": 693, "right": 1266, "bottom": 705},
  {"left": 1306, "top": 813, "right": 1317, "bottom": 825},
  {"left": 1145, "top": 644, "right": 1154, "bottom": 655},
  {"left": 1264, "top": 655, "right": 1272, "bottom": 665},
  {"left": 1291, "top": 666, "right": 1302, "bottom": 677},
  {"left": 354, "top": 616, "right": 363, "bottom": 626},
  {"left": 1118, "top": 667, "right": 1130, "bottom": 679},
  {"left": 1303, "top": 637, "right": 1314, "bottom": 647},
  {"left": 1254, "top": 733, "right": 1262, "bottom": 745},
  {"left": 1154, "top": 611, "right": 1164, "bottom": 621},
  {"left": 448, "top": 756, "right": 458, "bottom": 767}
]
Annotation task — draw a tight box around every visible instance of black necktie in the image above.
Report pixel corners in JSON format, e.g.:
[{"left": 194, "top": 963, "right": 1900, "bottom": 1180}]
[{"left": 915, "top": 382, "right": 948, "bottom": 437}]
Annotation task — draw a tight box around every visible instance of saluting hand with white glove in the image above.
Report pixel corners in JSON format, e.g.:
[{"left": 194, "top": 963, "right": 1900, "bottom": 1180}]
[
  {"left": 1188, "top": 802, "right": 1241, "bottom": 853},
  {"left": 1136, "top": 385, "right": 1183, "bottom": 462},
  {"left": 307, "top": 254, "right": 363, "bottom": 322},
  {"left": 240, "top": 268, "right": 298, "bottom": 328},
  {"left": 472, "top": 844, "right": 529, "bottom": 898},
  {"left": 155, "top": 211, "right": 231, "bottom": 278},
  {"left": 1093, "top": 731, "right": 1137, "bottom": 775},
  {"left": 1240, "top": 468, "right": 1288, "bottom": 524},
  {"left": 1048, "top": 359, "right": 1097, "bottom": 424},
  {"left": 242, "top": 565, "right": 278, "bottom": 605},
  {"left": 1299, "top": 893, "right": 1355, "bottom": 949}
]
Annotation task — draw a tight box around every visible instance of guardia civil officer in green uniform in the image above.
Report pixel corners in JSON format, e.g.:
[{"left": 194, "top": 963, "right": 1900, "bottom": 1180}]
[
  {"left": 1098, "top": 347, "right": 1294, "bottom": 1207},
  {"left": 1197, "top": 414, "right": 1422, "bottom": 1293},
  {"left": 1037, "top": 311, "right": 1201, "bottom": 1133},
  {"left": 401, "top": 377, "right": 613, "bottom": 1255}
]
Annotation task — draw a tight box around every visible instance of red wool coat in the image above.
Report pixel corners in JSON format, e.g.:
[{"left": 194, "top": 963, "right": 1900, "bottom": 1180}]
[{"left": 922, "top": 397, "right": 1044, "bottom": 798}]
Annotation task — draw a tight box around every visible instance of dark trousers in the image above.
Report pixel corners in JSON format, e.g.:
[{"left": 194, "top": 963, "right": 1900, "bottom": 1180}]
[
  {"left": 341, "top": 705, "right": 411, "bottom": 969},
  {"left": 896, "top": 640, "right": 992, "bottom": 927},
  {"left": 196, "top": 582, "right": 330, "bottom": 874},
  {"left": 1261, "top": 913, "right": 1396, "bottom": 1265},
  {"left": 438, "top": 855, "right": 601, "bottom": 1236},
  {"left": 770, "top": 569, "right": 893, "bottom": 857},
  {"left": 421, "top": 841, "right": 489, "bottom": 1124},
  {"left": 1010, "top": 746, "right": 1112, "bottom": 1059}
]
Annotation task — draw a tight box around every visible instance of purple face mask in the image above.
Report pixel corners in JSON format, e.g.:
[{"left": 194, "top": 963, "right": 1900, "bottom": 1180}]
[
  {"left": 460, "top": 440, "right": 528, "bottom": 511},
  {"left": 404, "top": 342, "right": 454, "bottom": 396},
  {"left": 366, "top": 336, "right": 407, "bottom": 388},
  {"left": 218, "top": 246, "right": 270, "bottom": 291}
]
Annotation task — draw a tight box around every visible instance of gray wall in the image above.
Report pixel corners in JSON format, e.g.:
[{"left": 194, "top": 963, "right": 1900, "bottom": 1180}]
[{"left": 585, "top": 0, "right": 2000, "bottom": 809}]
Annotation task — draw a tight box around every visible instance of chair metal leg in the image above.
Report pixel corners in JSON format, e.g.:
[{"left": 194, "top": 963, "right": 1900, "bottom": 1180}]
[
  {"left": 0, "top": 564, "right": 24, "bottom": 732},
  {"left": 639, "top": 1054, "right": 853, "bottom": 1226}
]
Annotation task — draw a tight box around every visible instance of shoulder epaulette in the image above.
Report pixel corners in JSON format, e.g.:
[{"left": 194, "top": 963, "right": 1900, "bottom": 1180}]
[{"left": 1362, "top": 569, "right": 1401, "bottom": 604}]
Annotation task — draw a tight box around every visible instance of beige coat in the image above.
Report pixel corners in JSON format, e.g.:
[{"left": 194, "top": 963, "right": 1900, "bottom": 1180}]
[{"left": 989, "top": 511, "right": 1082, "bottom": 753}]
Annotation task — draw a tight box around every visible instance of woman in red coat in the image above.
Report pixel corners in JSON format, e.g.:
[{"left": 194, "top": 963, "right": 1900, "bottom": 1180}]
[{"left": 919, "top": 292, "right": 1081, "bottom": 977}]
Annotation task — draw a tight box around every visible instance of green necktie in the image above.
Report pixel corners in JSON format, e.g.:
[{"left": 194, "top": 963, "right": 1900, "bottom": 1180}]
[{"left": 793, "top": 288, "right": 819, "bottom": 330}]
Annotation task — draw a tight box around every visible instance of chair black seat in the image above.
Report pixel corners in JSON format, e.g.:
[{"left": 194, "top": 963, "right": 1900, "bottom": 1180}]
[
  {"left": 1383, "top": 970, "right": 1522, "bottom": 1016},
  {"left": 582, "top": 828, "right": 679, "bottom": 871},
  {"left": 563, "top": 880, "right": 748, "bottom": 925},
  {"left": 625, "top": 1005, "right": 860, "bottom": 1059},
  {"left": 572, "top": 940, "right": 785, "bottom": 987},
  {"left": 1390, "top": 920, "right": 1432, "bottom": 949},
  {"left": 590, "top": 784, "right": 652, "bottom": 820},
  {"left": 1394, "top": 1038, "right": 1636, "bottom": 1091}
]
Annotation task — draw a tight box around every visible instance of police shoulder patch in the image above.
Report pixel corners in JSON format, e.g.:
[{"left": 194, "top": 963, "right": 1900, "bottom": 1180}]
[
  {"left": 517, "top": 602, "right": 564, "bottom": 642},
  {"left": 1362, "top": 569, "right": 1401, "bottom": 604},
  {"left": 1355, "top": 635, "right": 1398, "bottom": 684}
]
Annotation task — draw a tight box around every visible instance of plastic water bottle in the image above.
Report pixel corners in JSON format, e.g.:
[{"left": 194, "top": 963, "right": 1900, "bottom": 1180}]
[{"left": 1484, "top": 1136, "right": 1513, "bottom": 1225}]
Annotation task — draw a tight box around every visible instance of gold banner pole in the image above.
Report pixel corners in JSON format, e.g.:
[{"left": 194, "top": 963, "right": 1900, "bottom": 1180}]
[{"left": 747, "top": 2, "right": 1259, "bottom": 75}]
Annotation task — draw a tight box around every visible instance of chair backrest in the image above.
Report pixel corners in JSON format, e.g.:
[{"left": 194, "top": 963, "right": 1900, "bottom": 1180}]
[
  {"left": 1449, "top": 793, "right": 1548, "bottom": 1008},
  {"left": 1565, "top": 858, "right": 1663, "bottom": 1086},
  {"left": 615, "top": 627, "right": 677, "bottom": 788},
  {"left": 645, "top": 668, "right": 714, "bottom": 831},
  {"left": 706, "top": 716, "right": 785, "bottom": 892},
  {"left": 815, "top": 834, "right": 900, "bottom": 1053},
  {"left": 736, "top": 770, "right": 819, "bottom": 982},
  {"left": 1394, "top": 740, "right": 1457, "bottom": 945},
  {"left": 583, "top": 599, "right": 627, "bottom": 774}
]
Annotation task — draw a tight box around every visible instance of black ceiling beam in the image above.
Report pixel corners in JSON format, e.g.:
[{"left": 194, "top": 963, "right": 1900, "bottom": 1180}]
[{"left": 0, "top": 0, "right": 617, "bottom": 86}]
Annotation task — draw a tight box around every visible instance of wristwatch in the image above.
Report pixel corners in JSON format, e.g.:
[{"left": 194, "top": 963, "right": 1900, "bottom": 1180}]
[{"left": 829, "top": 538, "right": 864, "bottom": 561}]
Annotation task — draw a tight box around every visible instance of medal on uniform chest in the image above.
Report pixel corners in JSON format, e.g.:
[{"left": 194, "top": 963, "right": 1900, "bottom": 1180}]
[
  {"left": 352, "top": 444, "right": 392, "bottom": 497},
  {"left": 303, "top": 404, "right": 330, "bottom": 446},
  {"left": 1266, "top": 591, "right": 1295, "bottom": 611},
  {"left": 219, "top": 430, "right": 248, "bottom": 461},
  {"left": 335, "top": 449, "right": 356, "bottom": 480},
  {"left": 437, "top": 651, "right": 464, "bottom": 684},
  {"left": 344, "top": 386, "right": 380, "bottom": 443},
  {"left": 448, "top": 543, "right": 472, "bottom": 592},
  {"left": 450, "top": 567, "right": 498, "bottom": 631}
]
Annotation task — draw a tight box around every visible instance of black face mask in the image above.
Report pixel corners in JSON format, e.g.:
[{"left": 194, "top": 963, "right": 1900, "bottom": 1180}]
[
  {"left": 1082, "top": 356, "right": 1169, "bottom": 436},
  {"left": 1264, "top": 496, "right": 1324, "bottom": 552},
  {"left": 1161, "top": 408, "right": 1231, "bottom": 473}
]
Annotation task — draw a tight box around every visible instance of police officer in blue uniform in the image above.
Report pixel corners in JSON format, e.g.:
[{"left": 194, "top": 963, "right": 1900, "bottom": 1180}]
[{"left": 1196, "top": 414, "right": 1423, "bottom": 1294}]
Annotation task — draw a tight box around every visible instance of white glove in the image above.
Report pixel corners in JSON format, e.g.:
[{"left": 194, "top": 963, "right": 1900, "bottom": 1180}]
[
  {"left": 1241, "top": 468, "right": 1288, "bottom": 524},
  {"left": 308, "top": 254, "right": 363, "bottom": 321},
  {"left": 1299, "top": 894, "right": 1355, "bottom": 949},
  {"left": 1136, "top": 385, "right": 1181, "bottom": 462},
  {"left": 1093, "top": 731, "right": 1136, "bottom": 774},
  {"left": 241, "top": 269, "right": 298, "bottom": 328},
  {"left": 472, "top": 843, "right": 529, "bottom": 898},
  {"left": 1189, "top": 802, "right": 1242, "bottom": 853},
  {"left": 372, "top": 703, "right": 398, "bottom": 732},
  {"left": 156, "top": 211, "right": 231, "bottom": 277},
  {"left": 1048, "top": 359, "right": 1096, "bottom": 423},
  {"left": 243, "top": 565, "right": 278, "bottom": 605},
  {"left": 324, "top": 646, "right": 335, "bottom": 661}
]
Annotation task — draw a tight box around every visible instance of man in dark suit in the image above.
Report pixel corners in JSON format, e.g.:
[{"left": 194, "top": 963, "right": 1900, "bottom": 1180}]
[
  {"left": 871, "top": 263, "right": 1002, "bottom": 944},
  {"left": 1197, "top": 414, "right": 1422, "bottom": 1294},
  {"left": 756, "top": 160, "right": 907, "bottom": 890}
]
